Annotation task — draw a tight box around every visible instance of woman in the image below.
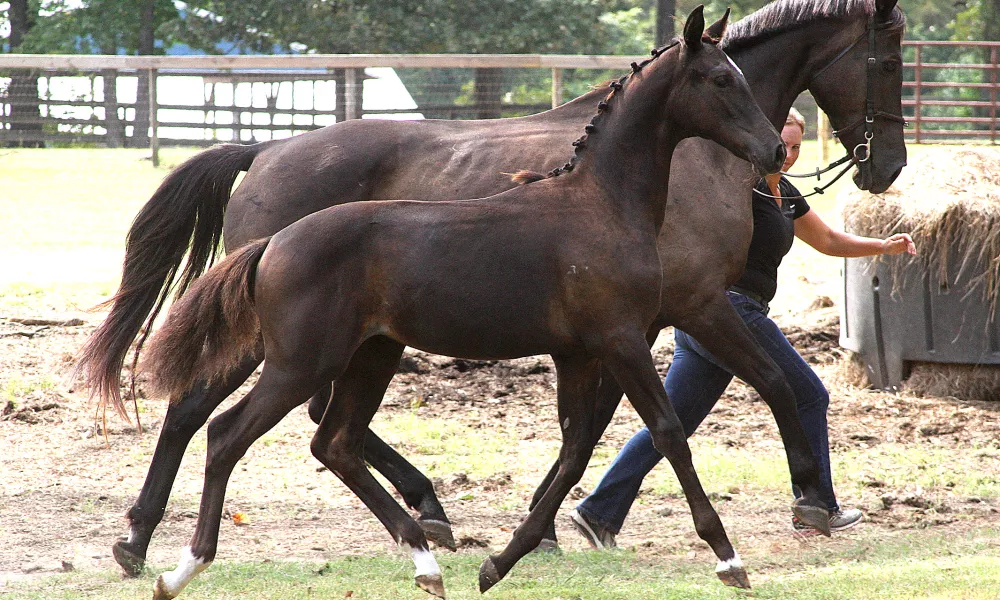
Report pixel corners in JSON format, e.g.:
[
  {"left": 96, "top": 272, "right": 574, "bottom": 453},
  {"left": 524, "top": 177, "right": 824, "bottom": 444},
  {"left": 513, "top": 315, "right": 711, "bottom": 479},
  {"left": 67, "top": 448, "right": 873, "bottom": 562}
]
[{"left": 570, "top": 108, "right": 916, "bottom": 547}]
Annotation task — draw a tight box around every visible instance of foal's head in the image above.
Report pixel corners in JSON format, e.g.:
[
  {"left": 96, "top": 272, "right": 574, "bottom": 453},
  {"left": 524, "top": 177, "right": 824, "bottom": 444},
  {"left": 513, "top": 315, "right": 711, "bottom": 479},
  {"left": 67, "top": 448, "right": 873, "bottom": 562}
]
[{"left": 657, "top": 6, "right": 786, "bottom": 176}]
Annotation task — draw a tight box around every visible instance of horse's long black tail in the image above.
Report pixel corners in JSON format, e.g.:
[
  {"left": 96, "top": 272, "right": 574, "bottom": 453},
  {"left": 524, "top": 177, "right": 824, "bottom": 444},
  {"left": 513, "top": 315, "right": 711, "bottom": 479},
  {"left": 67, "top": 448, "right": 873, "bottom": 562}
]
[{"left": 76, "top": 142, "right": 267, "bottom": 421}]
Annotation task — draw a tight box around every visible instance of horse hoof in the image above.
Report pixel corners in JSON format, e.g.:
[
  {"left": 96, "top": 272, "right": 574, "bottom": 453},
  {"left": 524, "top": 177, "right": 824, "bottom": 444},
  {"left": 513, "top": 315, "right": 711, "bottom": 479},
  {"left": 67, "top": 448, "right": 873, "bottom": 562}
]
[
  {"left": 532, "top": 538, "right": 561, "bottom": 554},
  {"left": 791, "top": 498, "right": 831, "bottom": 537},
  {"left": 716, "top": 564, "right": 751, "bottom": 589},
  {"left": 478, "top": 555, "right": 502, "bottom": 593},
  {"left": 113, "top": 540, "right": 146, "bottom": 578},
  {"left": 152, "top": 575, "right": 176, "bottom": 600},
  {"left": 415, "top": 573, "right": 446, "bottom": 598},
  {"left": 419, "top": 519, "right": 457, "bottom": 552}
]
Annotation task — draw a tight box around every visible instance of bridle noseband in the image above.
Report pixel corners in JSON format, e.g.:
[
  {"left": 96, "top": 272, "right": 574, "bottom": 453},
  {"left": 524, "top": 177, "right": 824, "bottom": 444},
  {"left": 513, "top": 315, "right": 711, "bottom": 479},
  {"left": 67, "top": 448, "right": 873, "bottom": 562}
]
[{"left": 759, "top": 12, "right": 906, "bottom": 200}]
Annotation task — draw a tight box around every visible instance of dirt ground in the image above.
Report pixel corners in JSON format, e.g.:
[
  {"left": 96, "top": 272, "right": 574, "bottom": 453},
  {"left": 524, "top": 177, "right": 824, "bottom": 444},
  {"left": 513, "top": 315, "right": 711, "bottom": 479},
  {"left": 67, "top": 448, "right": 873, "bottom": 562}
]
[{"left": 1, "top": 275, "right": 999, "bottom": 588}]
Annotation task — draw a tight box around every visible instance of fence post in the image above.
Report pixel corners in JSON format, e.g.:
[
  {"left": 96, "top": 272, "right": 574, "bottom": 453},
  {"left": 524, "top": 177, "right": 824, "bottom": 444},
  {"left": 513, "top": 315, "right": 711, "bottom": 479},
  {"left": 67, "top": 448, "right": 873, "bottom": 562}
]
[
  {"left": 817, "top": 109, "right": 831, "bottom": 163},
  {"left": 914, "top": 45, "right": 922, "bottom": 144},
  {"left": 345, "top": 68, "right": 359, "bottom": 120},
  {"left": 148, "top": 68, "right": 159, "bottom": 167},
  {"left": 551, "top": 67, "right": 563, "bottom": 109},
  {"left": 991, "top": 46, "right": 997, "bottom": 145}
]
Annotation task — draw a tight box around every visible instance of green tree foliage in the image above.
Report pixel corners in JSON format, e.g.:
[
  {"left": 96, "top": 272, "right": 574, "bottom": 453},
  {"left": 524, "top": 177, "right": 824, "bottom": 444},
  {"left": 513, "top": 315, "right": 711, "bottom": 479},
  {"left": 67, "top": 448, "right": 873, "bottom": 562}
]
[{"left": 13, "top": 0, "right": 177, "bottom": 54}]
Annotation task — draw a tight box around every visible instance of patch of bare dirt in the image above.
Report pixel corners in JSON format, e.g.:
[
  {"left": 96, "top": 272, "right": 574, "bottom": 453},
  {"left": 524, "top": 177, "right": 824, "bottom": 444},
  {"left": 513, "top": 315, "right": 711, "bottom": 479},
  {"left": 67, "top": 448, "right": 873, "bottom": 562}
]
[{"left": 1, "top": 294, "right": 999, "bottom": 588}]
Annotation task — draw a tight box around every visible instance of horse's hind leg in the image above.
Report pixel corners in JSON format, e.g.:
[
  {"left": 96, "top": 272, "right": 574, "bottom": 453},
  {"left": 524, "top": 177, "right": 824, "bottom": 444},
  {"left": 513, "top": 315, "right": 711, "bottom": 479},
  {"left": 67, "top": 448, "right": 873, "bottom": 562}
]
[
  {"left": 308, "top": 381, "right": 453, "bottom": 548},
  {"left": 114, "top": 346, "right": 262, "bottom": 577},
  {"left": 677, "top": 294, "right": 830, "bottom": 535},
  {"left": 307, "top": 337, "right": 448, "bottom": 597},
  {"left": 480, "top": 354, "right": 601, "bottom": 592},
  {"left": 599, "top": 333, "right": 749, "bottom": 589},
  {"left": 152, "top": 364, "right": 327, "bottom": 600}
]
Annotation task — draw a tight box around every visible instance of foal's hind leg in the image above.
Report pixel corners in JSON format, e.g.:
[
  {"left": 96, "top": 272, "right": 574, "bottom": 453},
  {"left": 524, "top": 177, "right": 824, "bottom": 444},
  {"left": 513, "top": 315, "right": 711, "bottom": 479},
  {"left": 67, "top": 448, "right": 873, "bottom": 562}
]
[
  {"left": 531, "top": 324, "right": 663, "bottom": 547},
  {"left": 480, "top": 354, "right": 601, "bottom": 592},
  {"left": 307, "top": 338, "right": 449, "bottom": 597},
  {"left": 153, "top": 365, "right": 327, "bottom": 600},
  {"left": 309, "top": 378, "right": 455, "bottom": 548},
  {"left": 363, "top": 430, "right": 455, "bottom": 550},
  {"left": 114, "top": 346, "right": 263, "bottom": 577},
  {"left": 677, "top": 294, "right": 830, "bottom": 535},
  {"left": 599, "top": 333, "right": 749, "bottom": 589}
]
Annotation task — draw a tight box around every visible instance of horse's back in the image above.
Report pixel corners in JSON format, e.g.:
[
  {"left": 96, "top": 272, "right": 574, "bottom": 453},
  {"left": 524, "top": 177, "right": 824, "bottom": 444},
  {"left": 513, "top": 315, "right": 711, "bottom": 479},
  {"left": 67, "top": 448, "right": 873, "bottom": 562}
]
[{"left": 224, "top": 116, "right": 583, "bottom": 249}]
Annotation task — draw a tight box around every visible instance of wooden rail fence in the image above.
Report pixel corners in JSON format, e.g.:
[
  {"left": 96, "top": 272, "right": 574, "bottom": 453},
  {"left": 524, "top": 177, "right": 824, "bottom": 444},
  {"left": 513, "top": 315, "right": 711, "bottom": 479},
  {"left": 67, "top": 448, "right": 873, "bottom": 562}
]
[{"left": 1, "top": 41, "right": 997, "bottom": 162}]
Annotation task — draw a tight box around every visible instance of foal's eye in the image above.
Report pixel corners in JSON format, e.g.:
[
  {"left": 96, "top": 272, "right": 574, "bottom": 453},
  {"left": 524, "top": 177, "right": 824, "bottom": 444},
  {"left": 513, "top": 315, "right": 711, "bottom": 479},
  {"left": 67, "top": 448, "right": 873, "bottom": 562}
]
[
  {"left": 713, "top": 75, "right": 731, "bottom": 87},
  {"left": 882, "top": 59, "right": 899, "bottom": 73}
]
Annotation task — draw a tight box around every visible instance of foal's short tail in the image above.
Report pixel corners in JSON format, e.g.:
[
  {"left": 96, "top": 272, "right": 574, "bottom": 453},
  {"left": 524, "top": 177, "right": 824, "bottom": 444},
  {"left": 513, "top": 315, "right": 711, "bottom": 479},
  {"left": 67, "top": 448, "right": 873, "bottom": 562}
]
[
  {"left": 75, "top": 142, "right": 269, "bottom": 421},
  {"left": 141, "top": 238, "right": 271, "bottom": 407}
]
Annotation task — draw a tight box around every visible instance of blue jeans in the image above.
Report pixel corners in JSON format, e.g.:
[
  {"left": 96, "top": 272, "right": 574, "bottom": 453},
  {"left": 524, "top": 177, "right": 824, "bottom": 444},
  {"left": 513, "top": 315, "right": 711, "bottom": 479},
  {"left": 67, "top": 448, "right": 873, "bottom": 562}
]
[{"left": 576, "top": 291, "right": 836, "bottom": 534}]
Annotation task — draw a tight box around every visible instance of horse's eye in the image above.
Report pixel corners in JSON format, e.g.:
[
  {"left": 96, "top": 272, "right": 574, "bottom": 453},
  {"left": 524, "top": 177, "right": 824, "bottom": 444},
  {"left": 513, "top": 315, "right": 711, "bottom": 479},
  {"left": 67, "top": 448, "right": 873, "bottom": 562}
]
[
  {"left": 882, "top": 60, "right": 899, "bottom": 73},
  {"left": 713, "top": 75, "right": 730, "bottom": 87}
]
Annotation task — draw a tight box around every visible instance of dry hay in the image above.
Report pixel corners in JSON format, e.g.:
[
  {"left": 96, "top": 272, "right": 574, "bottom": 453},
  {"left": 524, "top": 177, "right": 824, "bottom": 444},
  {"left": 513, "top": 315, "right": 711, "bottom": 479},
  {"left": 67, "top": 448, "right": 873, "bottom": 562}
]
[
  {"left": 903, "top": 361, "right": 1000, "bottom": 403},
  {"left": 841, "top": 146, "right": 1000, "bottom": 313},
  {"left": 840, "top": 146, "right": 1000, "bottom": 401}
]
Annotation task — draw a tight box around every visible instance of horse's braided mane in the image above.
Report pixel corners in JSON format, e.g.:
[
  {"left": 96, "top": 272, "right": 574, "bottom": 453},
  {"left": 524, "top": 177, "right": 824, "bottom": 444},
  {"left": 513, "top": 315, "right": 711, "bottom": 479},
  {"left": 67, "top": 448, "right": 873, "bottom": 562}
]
[
  {"left": 512, "top": 38, "right": 690, "bottom": 186},
  {"left": 722, "top": 0, "right": 905, "bottom": 53}
]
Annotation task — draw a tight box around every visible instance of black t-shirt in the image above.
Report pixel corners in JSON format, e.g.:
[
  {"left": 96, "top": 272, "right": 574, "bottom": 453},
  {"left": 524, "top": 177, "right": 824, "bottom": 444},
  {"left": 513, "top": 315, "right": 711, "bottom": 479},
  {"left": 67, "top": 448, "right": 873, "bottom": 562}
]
[{"left": 732, "top": 177, "right": 810, "bottom": 302}]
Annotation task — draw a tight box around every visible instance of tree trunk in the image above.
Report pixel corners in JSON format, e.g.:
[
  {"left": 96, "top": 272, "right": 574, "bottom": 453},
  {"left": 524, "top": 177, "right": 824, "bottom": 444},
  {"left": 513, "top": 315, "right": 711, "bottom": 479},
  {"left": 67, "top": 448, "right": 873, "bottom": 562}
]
[
  {"left": 5, "top": 0, "right": 44, "bottom": 147},
  {"left": 132, "top": 0, "right": 156, "bottom": 148},
  {"left": 472, "top": 68, "right": 503, "bottom": 119},
  {"left": 656, "top": 0, "right": 677, "bottom": 46}
]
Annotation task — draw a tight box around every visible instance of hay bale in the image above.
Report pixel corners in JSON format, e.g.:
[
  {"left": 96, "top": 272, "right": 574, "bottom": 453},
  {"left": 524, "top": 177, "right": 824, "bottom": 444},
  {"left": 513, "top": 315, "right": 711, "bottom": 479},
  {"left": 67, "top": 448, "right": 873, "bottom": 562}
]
[
  {"left": 841, "top": 146, "right": 1000, "bottom": 313},
  {"left": 903, "top": 362, "right": 1000, "bottom": 402},
  {"left": 840, "top": 146, "right": 1000, "bottom": 401}
]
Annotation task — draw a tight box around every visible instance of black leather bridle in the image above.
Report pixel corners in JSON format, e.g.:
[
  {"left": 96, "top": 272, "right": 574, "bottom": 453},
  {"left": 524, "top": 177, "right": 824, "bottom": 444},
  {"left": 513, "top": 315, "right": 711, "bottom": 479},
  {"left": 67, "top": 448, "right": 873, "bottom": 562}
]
[{"left": 757, "top": 13, "right": 907, "bottom": 200}]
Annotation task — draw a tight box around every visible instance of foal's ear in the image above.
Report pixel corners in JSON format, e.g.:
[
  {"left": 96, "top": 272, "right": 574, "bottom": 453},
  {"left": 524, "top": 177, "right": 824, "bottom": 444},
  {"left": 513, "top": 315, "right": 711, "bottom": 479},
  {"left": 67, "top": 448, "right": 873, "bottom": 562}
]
[
  {"left": 704, "top": 7, "right": 730, "bottom": 42},
  {"left": 683, "top": 5, "right": 706, "bottom": 51}
]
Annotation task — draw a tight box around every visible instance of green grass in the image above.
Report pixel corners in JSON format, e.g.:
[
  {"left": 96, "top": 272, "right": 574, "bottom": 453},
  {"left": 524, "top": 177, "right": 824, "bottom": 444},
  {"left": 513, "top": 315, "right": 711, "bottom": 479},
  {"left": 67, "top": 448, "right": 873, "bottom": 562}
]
[
  {"left": 6, "top": 529, "right": 1000, "bottom": 599},
  {"left": 0, "top": 147, "right": 200, "bottom": 311}
]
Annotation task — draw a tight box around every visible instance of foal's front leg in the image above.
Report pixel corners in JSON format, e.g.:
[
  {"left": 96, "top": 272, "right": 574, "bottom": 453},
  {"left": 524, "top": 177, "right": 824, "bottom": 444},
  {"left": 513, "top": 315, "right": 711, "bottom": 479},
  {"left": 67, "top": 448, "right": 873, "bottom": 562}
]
[
  {"left": 480, "top": 354, "right": 601, "bottom": 592},
  {"left": 599, "top": 334, "right": 750, "bottom": 589},
  {"left": 677, "top": 293, "right": 830, "bottom": 535}
]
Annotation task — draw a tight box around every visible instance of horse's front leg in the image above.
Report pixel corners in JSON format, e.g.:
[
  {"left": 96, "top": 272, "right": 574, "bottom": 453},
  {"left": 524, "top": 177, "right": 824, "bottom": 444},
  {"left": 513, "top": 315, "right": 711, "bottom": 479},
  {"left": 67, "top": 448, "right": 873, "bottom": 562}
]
[
  {"left": 599, "top": 333, "right": 750, "bottom": 589},
  {"left": 480, "top": 354, "right": 602, "bottom": 592},
  {"left": 114, "top": 347, "right": 262, "bottom": 577},
  {"left": 677, "top": 293, "right": 830, "bottom": 535}
]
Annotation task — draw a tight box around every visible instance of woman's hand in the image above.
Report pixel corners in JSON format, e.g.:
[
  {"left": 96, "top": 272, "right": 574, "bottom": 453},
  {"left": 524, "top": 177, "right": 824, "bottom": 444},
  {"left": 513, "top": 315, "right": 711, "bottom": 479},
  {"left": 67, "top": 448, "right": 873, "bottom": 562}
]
[{"left": 880, "top": 233, "right": 916, "bottom": 256}]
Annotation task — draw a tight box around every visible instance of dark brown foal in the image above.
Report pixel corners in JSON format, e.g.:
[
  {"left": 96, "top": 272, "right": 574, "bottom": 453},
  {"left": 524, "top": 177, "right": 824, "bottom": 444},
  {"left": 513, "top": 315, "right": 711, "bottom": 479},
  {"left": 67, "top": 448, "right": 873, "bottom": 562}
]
[{"left": 137, "top": 8, "right": 799, "bottom": 598}]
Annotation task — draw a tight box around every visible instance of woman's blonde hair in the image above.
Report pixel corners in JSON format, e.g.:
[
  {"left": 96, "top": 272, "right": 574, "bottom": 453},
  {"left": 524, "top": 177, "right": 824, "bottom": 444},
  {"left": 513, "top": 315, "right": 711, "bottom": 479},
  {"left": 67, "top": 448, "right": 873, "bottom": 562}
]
[{"left": 786, "top": 107, "right": 805, "bottom": 133}]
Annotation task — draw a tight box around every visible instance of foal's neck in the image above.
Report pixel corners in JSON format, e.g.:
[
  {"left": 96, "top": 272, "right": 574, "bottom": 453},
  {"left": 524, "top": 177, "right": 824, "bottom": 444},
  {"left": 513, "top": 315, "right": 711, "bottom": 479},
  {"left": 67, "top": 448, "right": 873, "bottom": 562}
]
[{"left": 574, "top": 53, "right": 684, "bottom": 232}]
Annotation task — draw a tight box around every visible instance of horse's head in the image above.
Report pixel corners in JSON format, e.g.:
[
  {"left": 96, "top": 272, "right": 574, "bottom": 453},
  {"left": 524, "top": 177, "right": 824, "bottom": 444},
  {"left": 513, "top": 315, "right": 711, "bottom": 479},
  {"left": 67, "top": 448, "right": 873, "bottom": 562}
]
[
  {"left": 808, "top": 0, "right": 907, "bottom": 193},
  {"left": 669, "top": 6, "right": 785, "bottom": 177}
]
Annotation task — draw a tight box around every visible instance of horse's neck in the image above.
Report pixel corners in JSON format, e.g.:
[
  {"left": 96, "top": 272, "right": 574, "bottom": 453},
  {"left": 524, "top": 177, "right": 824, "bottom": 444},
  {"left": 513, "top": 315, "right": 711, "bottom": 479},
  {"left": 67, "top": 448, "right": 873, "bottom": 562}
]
[
  {"left": 537, "top": 88, "right": 608, "bottom": 122},
  {"left": 728, "top": 23, "right": 840, "bottom": 127}
]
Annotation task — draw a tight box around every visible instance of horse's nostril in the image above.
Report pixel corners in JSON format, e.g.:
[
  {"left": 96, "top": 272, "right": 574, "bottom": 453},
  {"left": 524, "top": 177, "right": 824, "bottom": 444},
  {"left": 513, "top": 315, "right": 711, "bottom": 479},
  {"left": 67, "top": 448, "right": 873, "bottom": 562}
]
[{"left": 775, "top": 144, "right": 786, "bottom": 167}]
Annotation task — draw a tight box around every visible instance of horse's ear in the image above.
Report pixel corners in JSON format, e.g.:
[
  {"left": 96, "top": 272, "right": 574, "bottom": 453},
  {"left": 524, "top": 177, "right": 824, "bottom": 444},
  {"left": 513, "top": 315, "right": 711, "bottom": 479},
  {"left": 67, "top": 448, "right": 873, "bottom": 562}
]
[
  {"left": 875, "top": 0, "right": 898, "bottom": 20},
  {"left": 683, "top": 5, "right": 706, "bottom": 51},
  {"left": 704, "top": 8, "right": 730, "bottom": 42}
]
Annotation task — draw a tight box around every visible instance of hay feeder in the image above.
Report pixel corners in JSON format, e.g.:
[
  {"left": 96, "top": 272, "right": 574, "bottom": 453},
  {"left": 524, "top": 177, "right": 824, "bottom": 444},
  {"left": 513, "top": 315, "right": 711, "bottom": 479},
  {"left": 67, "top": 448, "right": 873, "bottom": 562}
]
[{"left": 839, "top": 147, "right": 1000, "bottom": 396}]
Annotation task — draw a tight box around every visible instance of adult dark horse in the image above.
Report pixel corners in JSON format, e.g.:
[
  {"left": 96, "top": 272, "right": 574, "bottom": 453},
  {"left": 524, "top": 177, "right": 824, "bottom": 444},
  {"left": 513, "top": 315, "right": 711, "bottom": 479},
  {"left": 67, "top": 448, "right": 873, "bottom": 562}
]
[
  {"left": 77, "top": 0, "right": 907, "bottom": 574},
  {"left": 138, "top": 11, "right": 791, "bottom": 598}
]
